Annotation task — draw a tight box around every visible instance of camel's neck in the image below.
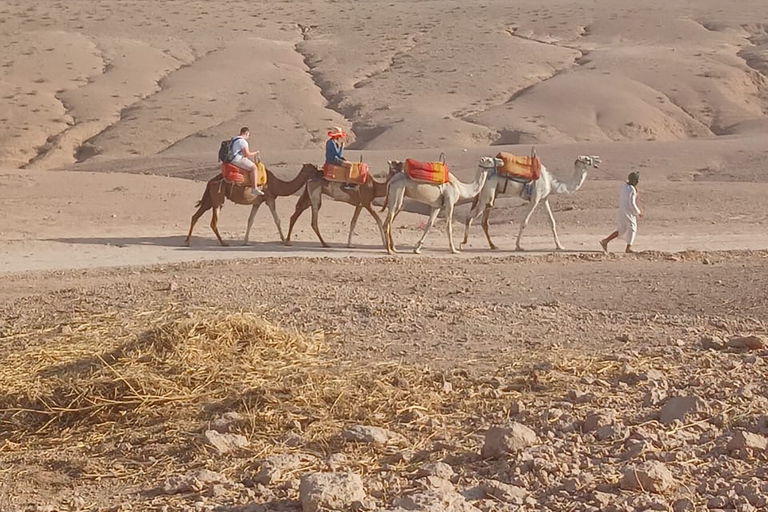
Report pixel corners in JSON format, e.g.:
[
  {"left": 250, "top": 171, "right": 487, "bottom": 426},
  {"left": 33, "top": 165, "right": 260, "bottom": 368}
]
[
  {"left": 372, "top": 177, "right": 388, "bottom": 198},
  {"left": 271, "top": 170, "right": 312, "bottom": 196},
  {"left": 456, "top": 168, "right": 489, "bottom": 200},
  {"left": 549, "top": 165, "right": 587, "bottom": 195}
]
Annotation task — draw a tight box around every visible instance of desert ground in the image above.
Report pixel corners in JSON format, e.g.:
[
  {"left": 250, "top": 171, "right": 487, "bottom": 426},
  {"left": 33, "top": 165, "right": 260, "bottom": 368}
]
[{"left": 1, "top": 0, "right": 768, "bottom": 511}]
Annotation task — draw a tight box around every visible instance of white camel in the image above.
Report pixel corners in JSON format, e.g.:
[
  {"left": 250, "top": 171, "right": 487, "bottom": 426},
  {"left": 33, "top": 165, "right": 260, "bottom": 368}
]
[
  {"left": 460, "top": 155, "right": 601, "bottom": 251},
  {"left": 382, "top": 156, "right": 503, "bottom": 255}
]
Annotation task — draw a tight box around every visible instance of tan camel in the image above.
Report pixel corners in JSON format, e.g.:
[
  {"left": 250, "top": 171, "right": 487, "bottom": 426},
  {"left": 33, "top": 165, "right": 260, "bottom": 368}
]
[
  {"left": 283, "top": 168, "right": 397, "bottom": 248},
  {"left": 460, "top": 155, "right": 602, "bottom": 251},
  {"left": 185, "top": 164, "right": 321, "bottom": 247},
  {"left": 382, "top": 156, "right": 503, "bottom": 255}
]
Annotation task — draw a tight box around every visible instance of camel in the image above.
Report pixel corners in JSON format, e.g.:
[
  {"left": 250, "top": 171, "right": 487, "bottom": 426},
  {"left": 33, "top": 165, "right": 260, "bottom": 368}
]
[
  {"left": 283, "top": 167, "right": 397, "bottom": 248},
  {"left": 382, "top": 156, "right": 503, "bottom": 255},
  {"left": 460, "top": 155, "right": 602, "bottom": 251},
  {"left": 184, "top": 163, "right": 321, "bottom": 247}
]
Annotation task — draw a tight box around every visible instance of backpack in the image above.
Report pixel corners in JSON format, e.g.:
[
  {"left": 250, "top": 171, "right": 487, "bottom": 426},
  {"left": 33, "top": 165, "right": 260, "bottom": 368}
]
[{"left": 218, "top": 136, "right": 242, "bottom": 163}]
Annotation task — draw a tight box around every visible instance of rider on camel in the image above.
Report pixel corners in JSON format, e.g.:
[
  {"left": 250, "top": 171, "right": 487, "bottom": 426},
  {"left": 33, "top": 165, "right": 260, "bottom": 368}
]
[{"left": 325, "top": 127, "right": 355, "bottom": 191}]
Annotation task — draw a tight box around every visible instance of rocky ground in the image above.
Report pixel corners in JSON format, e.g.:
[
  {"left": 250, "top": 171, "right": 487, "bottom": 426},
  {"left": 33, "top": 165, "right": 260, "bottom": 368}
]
[{"left": 1, "top": 252, "right": 766, "bottom": 511}]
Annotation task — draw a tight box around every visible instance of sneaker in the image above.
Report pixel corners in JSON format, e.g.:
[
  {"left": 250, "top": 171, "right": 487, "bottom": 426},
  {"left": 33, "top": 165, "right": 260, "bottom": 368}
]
[
  {"left": 252, "top": 187, "right": 264, "bottom": 196},
  {"left": 342, "top": 183, "right": 357, "bottom": 191}
]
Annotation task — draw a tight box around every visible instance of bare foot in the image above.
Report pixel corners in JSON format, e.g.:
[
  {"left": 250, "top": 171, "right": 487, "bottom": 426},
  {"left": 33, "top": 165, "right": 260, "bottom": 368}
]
[{"left": 600, "top": 239, "right": 609, "bottom": 254}]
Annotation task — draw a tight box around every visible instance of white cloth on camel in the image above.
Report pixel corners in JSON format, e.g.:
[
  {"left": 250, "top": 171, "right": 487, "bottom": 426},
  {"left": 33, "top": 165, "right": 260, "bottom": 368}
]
[{"left": 617, "top": 183, "right": 641, "bottom": 244}]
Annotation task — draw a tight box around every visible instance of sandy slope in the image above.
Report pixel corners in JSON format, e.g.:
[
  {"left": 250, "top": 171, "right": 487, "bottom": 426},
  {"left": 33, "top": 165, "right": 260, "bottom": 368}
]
[{"left": 2, "top": 0, "right": 768, "bottom": 169}]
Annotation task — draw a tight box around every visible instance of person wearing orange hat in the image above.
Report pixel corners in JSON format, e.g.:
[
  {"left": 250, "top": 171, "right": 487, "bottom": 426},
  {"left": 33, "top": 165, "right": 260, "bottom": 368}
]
[{"left": 325, "top": 127, "right": 355, "bottom": 190}]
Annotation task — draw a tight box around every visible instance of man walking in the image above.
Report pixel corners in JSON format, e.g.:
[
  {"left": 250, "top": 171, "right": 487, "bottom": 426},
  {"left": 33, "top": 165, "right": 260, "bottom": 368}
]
[{"left": 601, "top": 172, "right": 642, "bottom": 254}]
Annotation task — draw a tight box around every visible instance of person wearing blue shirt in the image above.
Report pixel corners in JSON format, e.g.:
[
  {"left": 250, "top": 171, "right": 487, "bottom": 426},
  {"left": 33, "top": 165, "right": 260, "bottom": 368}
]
[{"left": 325, "top": 127, "right": 355, "bottom": 190}]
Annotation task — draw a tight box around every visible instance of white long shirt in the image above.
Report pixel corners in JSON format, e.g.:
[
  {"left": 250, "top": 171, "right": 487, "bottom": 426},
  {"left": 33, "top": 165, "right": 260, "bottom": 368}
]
[{"left": 617, "top": 183, "right": 641, "bottom": 244}]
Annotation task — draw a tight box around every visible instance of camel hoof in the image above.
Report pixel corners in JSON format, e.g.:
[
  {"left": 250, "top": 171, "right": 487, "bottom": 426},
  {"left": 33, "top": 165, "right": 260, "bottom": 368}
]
[
  {"left": 451, "top": 249, "right": 461, "bottom": 255},
  {"left": 183, "top": 240, "right": 191, "bottom": 247},
  {"left": 515, "top": 247, "right": 524, "bottom": 252},
  {"left": 322, "top": 243, "right": 331, "bottom": 249},
  {"left": 243, "top": 241, "right": 251, "bottom": 247},
  {"left": 413, "top": 246, "right": 422, "bottom": 254},
  {"left": 490, "top": 245, "right": 499, "bottom": 251},
  {"left": 555, "top": 246, "right": 565, "bottom": 252},
  {"left": 221, "top": 242, "right": 230, "bottom": 247},
  {"left": 284, "top": 241, "right": 293, "bottom": 247}
]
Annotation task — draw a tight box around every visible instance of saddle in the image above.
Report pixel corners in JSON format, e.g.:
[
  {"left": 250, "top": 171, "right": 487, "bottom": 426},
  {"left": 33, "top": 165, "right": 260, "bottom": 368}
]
[
  {"left": 322, "top": 162, "right": 370, "bottom": 185},
  {"left": 404, "top": 155, "right": 449, "bottom": 184},
  {"left": 495, "top": 152, "right": 541, "bottom": 183},
  {"left": 221, "top": 162, "right": 268, "bottom": 187}
]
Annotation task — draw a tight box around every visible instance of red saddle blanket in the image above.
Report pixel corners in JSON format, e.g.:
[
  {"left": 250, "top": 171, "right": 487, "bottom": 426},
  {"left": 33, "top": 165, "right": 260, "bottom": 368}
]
[
  {"left": 404, "top": 158, "right": 449, "bottom": 184},
  {"left": 322, "top": 162, "right": 369, "bottom": 185},
  {"left": 221, "top": 162, "right": 267, "bottom": 186},
  {"left": 496, "top": 152, "right": 541, "bottom": 182}
]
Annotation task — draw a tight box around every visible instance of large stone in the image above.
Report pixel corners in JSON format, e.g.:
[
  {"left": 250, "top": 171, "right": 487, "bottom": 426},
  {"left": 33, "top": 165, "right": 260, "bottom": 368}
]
[
  {"left": 481, "top": 423, "right": 538, "bottom": 458},
  {"left": 620, "top": 461, "right": 676, "bottom": 494},
  {"left": 700, "top": 335, "right": 725, "bottom": 350},
  {"left": 659, "top": 396, "right": 707, "bottom": 425},
  {"left": 583, "top": 412, "right": 613, "bottom": 433},
  {"left": 342, "top": 425, "right": 407, "bottom": 445},
  {"left": 204, "top": 430, "right": 249, "bottom": 454},
  {"left": 480, "top": 480, "right": 527, "bottom": 504},
  {"left": 727, "top": 431, "right": 768, "bottom": 452},
  {"left": 728, "top": 335, "right": 765, "bottom": 350},
  {"left": 299, "top": 472, "right": 366, "bottom": 512}
]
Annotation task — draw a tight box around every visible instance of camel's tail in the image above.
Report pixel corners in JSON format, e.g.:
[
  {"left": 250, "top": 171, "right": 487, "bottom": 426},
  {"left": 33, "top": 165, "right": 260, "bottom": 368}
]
[
  {"left": 194, "top": 175, "right": 224, "bottom": 209},
  {"left": 380, "top": 188, "right": 390, "bottom": 212}
]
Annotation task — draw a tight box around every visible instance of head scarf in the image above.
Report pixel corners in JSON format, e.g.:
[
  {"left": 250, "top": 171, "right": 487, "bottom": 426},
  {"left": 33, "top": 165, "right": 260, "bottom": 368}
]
[
  {"left": 627, "top": 172, "right": 640, "bottom": 186},
  {"left": 327, "top": 127, "right": 347, "bottom": 139}
]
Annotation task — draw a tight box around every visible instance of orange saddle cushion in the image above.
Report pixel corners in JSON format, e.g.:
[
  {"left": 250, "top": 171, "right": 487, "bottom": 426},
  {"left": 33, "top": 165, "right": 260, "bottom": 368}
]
[
  {"left": 496, "top": 152, "right": 541, "bottom": 181},
  {"left": 404, "top": 158, "right": 449, "bottom": 184}
]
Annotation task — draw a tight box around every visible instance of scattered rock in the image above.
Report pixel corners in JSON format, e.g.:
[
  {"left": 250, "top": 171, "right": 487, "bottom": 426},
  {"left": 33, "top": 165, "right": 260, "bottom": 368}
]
[
  {"left": 326, "top": 453, "right": 348, "bottom": 471},
  {"left": 415, "top": 462, "right": 454, "bottom": 480},
  {"left": 659, "top": 396, "right": 707, "bottom": 425},
  {"left": 480, "top": 480, "right": 527, "bottom": 504},
  {"left": 299, "top": 472, "right": 366, "bottom": 512},
  {"left": 672, "top": 498, "right": 695, "bottom": 512},
  {"left": 583, "top": 412, "right": 613, "bottom": 433},
  {"left": 210, "top": 412, "right": 245, "bottom": 433},
  {"left": 386, "top": 489, "right": 482, "bottom": 512},
  {"left": 727, "top": 431, "right": 768, "bottom": 452},
  {"left": 162, "top": 470, "right": 230, "bottom": 494},
  {"left": 728, "top": 335, "right": 765, "bottom": 350},
  {"left": 481, "top": 423, "right": 539, "bottom": 458},
  {"left": 620, "top": 461, "right": 676, "bottom": 494},
  {"left": 342, "top": 425, "right": 406, "bottom": 445},
  {"left": 701, "top": 335, "right": 725, "bottom": 350},
  {"left": 204, "top": 430, "right": 249, "bottom": 454},
  {"left": 254, "top": 454, "right": 316, "bottom": 485}
]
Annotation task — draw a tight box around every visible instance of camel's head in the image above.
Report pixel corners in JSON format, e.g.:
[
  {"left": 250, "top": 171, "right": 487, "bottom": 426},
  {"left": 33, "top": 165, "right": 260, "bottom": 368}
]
[
  {"left": 387, "top": 159, "right": 405, "bottom": 174},
  {"left": 479, "top": 156, "right": 504, "bottom": 170},
  {"left": 575, "top": 155, "right": 602, "bottom": 170}
]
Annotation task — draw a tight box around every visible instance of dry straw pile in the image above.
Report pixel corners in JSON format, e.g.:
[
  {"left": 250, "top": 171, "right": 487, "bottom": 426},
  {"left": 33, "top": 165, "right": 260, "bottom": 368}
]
[{"left": 0, "top": 306, "right": 616, "bottom": 468}]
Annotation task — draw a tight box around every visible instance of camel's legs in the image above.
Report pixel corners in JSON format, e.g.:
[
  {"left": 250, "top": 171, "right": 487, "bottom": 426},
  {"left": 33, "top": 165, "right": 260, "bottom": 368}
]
[
  {"left": 543, "top": 198, "right": 564, "bottom": 250},
  {"left": 286, "top": 188, "right": 312, "bottom": 246},
  {"left": 482, "top": 206, "right": 498, "bottom": 250},
  {"left": 365, "top": 205, "right": 387, "bottom": 248},
  {"left": 243, "top": 201, "right": 263, "bottom": 245},
  {"left": 386, "top": 188, "right": 406, "bottom": 254},
  {"left": 460, "top": 198, "right": 482, "bottom": 248},
  {"left": 515, "top": 199, "right": 540, "bottom": 251},
  {"left": 266, "top": 197, "right": 286, "bottom": 243},
  {"left": 347, "top": 205, "right": 363, "bottom": 248},
  {"left": 414, "top": 207, "right": 440, "bottom": 254},
  {"left": 210, "top": 206, "right": 228, "bottom": 247},
  {"left": 309, "top": 194, "right": 330, "bottom": 248},
  {"left": 445, "top": 201, "right": 459, "bottom": 254},
  {"left": 185, "top": 203, "right": 210, "bottom": 246}
]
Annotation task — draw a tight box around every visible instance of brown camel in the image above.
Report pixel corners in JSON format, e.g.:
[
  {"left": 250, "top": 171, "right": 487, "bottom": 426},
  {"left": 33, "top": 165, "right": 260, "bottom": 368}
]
[
  {"left": 282, "top": 167, "right": 396, "bottom": 248},
  {"left": 184, "top": 164, "right": 321, "bottom": 247}
]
